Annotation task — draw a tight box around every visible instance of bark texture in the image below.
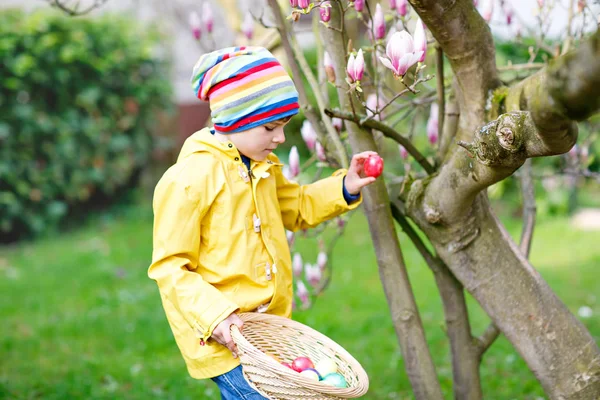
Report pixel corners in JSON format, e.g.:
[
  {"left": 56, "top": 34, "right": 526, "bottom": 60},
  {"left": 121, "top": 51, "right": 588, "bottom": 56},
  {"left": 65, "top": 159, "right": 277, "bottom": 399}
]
[{"left": 320, "top": 2, "right": 444, "bottom": 399}]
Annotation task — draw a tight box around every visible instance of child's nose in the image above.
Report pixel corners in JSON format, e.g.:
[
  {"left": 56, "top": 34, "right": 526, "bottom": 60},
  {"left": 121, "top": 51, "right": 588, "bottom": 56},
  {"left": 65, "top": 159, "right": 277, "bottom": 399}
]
[{"left": 274, "top": 128, "right": 286, "bottom": 144}]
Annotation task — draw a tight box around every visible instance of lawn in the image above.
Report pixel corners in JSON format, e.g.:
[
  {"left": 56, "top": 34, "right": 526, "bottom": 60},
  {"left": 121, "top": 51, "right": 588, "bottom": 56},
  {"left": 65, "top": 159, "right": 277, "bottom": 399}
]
[{"left": 1, "top": 196, "right": 598, "bottom": 400}]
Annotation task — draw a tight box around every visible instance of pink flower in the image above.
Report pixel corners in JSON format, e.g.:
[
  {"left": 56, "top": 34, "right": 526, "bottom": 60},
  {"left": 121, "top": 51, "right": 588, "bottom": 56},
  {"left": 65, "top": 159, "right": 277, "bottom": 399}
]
[
  {"left": 296, "top": 280, "right": 309, "bottom": 304},
  {"left": 379, "top": 31, "right": 423, "bottom": 77},
  {"left": 399, "top": 145, "right": 408, "bottom": 160},
  {"left": 290, "top": 0, "right": 298, "bottom": 7},
  {"left": 504, "top": 4, "right": 513, "bottom": 25},
  {"left": 537, "top": 0, "right": 544, "bottom": 7},
  {"left": 324, "top": 51, "right": 336, "bottom": 83},
  {"left": 347, "top": 49, "right": 365, "bottom": 83},
  {"left": 298, "top": 0, "right": 311, "bottom": 9},
  {"left": 426, "top": 103, "right": 439, "bottom": 145},
  {"left": 301, "top": 119, "right": 317, "bottom": 151},
  {"left": 373, "top": 4, "right": 386, "bottom": 40},
  {"left": 289, "top": 146, "right": 300, "bottom": 177},
  {"left": 481, "top": 0, "right": 494, "bottom": 22},
  {"left": 202, "top": 2, "right": 214, "bottom": 34},
  {"left": 293, "top": 253, "right": 303, "bottom": 277},
  {"left": 316, "top": 141, "right": 327, "bottom": 162},
  {"left": 317, "top": 251, "right": 328, "bottom": 270},
  {"left": 413, "top": 18, "right": 427, "bottom": 63},
  {"left": 320, "top": 1, "right": 331, "bottom": 22},
  {"left": 305, "top": 263, "right": 322, "bottom": 287},
  {"left": 390, "top": 0, "right": 396, "bottom": 9},
  {"left": 286, "top": 230, "right": 295, "bottom": 247},
  {"left": 241, "top": 12, "right": 254, "bottom": 40},
  {"left": 337, "top": 217, "right": 346, "bottom": 229},
  {"left": 396, "top": 0, "right": 408, "bottom": 16},
  {"left": 189, "top": 12, "right": 201, "bottom": 40},
  {"left": 332, "top": 117, "right": 343, "bottom": 132},
  {"left": 354, "top": 0, "right": 365, "bottom": 12},
  {"left": 473, "top": 0, "right": 478, "bottom": 7}
]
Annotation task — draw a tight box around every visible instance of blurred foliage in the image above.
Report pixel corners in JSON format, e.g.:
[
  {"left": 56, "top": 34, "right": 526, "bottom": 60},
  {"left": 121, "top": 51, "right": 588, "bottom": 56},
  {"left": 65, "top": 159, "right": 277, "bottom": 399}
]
[{"left": 0, "top": 8, "right": 173, "bottom": 242}]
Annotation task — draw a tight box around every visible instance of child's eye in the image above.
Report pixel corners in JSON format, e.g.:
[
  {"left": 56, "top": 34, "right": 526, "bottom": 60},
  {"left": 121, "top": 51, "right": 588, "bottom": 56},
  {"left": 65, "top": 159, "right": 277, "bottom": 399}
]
[{"left": 265, "top": 126, "right": 275, "bottom": 132}]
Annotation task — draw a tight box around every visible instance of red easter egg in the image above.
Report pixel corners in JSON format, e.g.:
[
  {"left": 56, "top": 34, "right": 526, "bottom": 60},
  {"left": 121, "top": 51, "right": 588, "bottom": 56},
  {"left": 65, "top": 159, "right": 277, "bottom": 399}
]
[
  {"left": 291, "top": 356, "right": 315, "bottom": 372},
  {"left": 364, "top": 154, "right": 384, "bottom": 178}
]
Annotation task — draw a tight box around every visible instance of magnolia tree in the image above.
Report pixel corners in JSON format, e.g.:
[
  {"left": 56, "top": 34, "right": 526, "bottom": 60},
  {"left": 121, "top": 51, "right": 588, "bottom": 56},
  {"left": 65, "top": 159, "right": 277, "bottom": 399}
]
[{"left": 48, "top": 0, "right": 600, "bottom": 398}]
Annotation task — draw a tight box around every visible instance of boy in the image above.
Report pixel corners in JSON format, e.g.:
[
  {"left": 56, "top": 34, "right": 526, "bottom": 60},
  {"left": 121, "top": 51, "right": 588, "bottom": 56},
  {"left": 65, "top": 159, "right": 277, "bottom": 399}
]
[{"left": 148, "top": 46, "right": 377, "bottom": 399}]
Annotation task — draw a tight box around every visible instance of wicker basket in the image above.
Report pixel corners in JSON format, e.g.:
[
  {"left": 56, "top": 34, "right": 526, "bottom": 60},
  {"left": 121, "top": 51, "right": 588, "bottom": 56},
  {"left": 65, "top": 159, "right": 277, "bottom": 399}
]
[{"left": 230, "top": 312, "right": 369, "bottom": 400}]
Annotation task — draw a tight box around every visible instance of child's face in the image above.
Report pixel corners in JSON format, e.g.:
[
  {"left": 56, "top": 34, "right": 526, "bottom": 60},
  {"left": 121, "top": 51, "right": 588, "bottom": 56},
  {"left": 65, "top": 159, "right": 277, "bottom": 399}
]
[{"left": 227, "top": 122, "right": 289, "bottom": 161}]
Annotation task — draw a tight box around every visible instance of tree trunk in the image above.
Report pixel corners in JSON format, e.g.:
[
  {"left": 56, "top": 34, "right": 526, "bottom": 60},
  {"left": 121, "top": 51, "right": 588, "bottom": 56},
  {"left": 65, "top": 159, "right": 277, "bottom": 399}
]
[{"left": 319, "top": 3, "right": 444, "bottom": 399}]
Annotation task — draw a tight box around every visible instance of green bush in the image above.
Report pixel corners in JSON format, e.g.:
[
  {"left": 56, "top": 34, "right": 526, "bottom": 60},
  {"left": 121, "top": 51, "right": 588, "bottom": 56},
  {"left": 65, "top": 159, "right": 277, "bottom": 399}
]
[{"left": 0, "top": 8, "right": 172, "bottom": 242}]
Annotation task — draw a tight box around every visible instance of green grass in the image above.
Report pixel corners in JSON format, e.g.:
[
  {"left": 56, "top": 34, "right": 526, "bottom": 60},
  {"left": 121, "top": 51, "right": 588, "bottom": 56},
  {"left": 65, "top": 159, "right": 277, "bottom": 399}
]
[{"left": 1, "top": 199, "right": 598, "bottom": 400}]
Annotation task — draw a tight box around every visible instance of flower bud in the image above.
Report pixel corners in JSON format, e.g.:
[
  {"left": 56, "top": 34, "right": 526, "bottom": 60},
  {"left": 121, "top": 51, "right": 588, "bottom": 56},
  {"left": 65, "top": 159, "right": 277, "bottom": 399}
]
[
  {"left": 290, "top": 0, "right": 298, "bottom": 7},
  {"left": 298, "top": 0, "right": 311, "bottom": 9},
  {"left": 399, "top": 145, "right": 408, "bottom": 160},
  {"left": 286, "top": 230, "right": 295, "bottom": 247},
  {"left": 317, "top": 251, "right": 328, "bottom": 270},
  {"left": 316, "top": 141, "right": 327, "bottom": 162},
  {"left": 332, "top": 117, "right": 343, "bottom": 132},
  {"left": 296, "top": 280, "right": 309, "bottom": 303},
  {"left": 289, "top": 146, "right": 300, "bottom": 177},
  {"left": 305, "top": 263, "right": 322, "bottom": 287},
  {"left": 396, "top": 0, "right": 408, "bottom": 16},
  {"left": 324, "top": 51, "right": 336, "bottom": 83},
  {"left": 301, "top": 120, "right": 317, "bottom": 151},
  {"left": 293, "top": 253, "right": 303, "bottom": 277},
  {"left": 373, "top": 4, "right": 386, "bottom": 40},
  {"left": 241, "top": 12, "right": 254, "bottom": 40},
  {"left": 413, "top": 18, "right": 427, "bottom": 63},
  {"left": 189, "top": 11, "right": 201, "bottom": 40},
  {"left": 426, "top": 103, "right": 439, "bottom": 145},
  {"left": 347, "top": 49, "right": 365, "bottom": 83},
  {"left": 354, "top": 0, "right": 365, "bottom": 12},
  {"left": 320, "top": 1, "right": 331, "bottom": 22},
  {"left": 202, "top": 2, "right": 214, "bottom": 34}
]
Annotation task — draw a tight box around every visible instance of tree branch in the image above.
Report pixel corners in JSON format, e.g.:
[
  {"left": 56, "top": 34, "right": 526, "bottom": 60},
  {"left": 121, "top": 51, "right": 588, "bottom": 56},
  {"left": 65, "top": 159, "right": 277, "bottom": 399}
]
[
  {"left": 408, "top": 0, "right": 501, "bottom": 139},
  {"left": 45, "top": 0, "right": 109, "bottom": 15},
  {"left": 325, "top": 108, "right": 436, "bottom": 174},
  {"left": 391, "top": 201, "right": 483, "bottom": 399},
  {"left": 435, "top": 44, "right": 445, "bottom": 162},
  {"left": 267, "top": 0, "right": 348, "bottom": 168}
]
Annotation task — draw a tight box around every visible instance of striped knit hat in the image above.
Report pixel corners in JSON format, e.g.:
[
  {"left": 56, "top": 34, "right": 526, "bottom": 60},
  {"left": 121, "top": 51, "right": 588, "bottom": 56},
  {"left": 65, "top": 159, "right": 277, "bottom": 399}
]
[{"left": 191, "top": 46, "right": 300, "bottom": 133}]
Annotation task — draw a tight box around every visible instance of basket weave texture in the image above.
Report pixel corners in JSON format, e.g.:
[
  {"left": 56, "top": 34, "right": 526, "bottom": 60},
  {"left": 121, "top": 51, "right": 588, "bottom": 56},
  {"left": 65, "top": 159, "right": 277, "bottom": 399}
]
[{"left": 230, "top": 312, "right": 369, "bottom": 400}]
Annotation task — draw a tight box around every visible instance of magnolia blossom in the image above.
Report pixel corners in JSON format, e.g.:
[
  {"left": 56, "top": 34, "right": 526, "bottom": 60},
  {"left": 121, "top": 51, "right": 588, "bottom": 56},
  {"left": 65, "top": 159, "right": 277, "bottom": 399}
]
[
  {"left": 373, "top": 4, "right": 386, "bottom": 40},
  {"left": 396, "top": 0, "right": 408, "bottom": 16},
  {"left": 290, "top": 0, "right": 298, "bottom": 7},
  {"left": 296, "top": 280, "right": 310, "bottom": 305},
  {"left": 481, "top": 0, "right": 494, "bottom": 22},
  {"left": 282, "top": 165, "right": 292, "bottom": 180},
  {"left": 354, "top": 0, "right": 365, "bottom": 12},
  {"left": 298, "top": 0, "right": 311, "bottom": 9},
  {"left": 379, "top": 31, "right": 423, "bottom": 77},
  {"left": 473, "top": 0, "right": 478, "bottom": 7},
  {"left": 537, "top": 0, "right": 544, "bottom": 7},
  {"left": 320, "top": 1, "right": 331, "bottom": 22},
  {"left": 399, "top": 145, "right": 408, "bottom": 160},
  {"left": 189, "top": 12, "right": 201, "bottom": 40},
  {"left": 202, "top": 2, "right": 214, "bottom": 33},
  {"left": 300, "top": 119, "right": 317, "bottom": 150},
  {"left": 332, "top": 117, "right": 343, "bottom": 132},
  {"left": 317, "top": 251, "right": 328, "bottom": 270},
  {"left": 289, "top": 146, "right": 300, "bottom": 177},
  {"left": 337, "top": 217, "right": 346, "bottom": 229},
  {"left": 241, "top": 12, "right": 254, "bottom": 40},
  {"left": 504, "top": 4, "right": 514, "bottom": 25},
  {"left": 413, "top": 19, "right": 427, "bottom": 62},
  {"left": 316, "top": 141, "right": 327, "bottom": 162},
  {"left": 347, "top": 49, "right": 365, "bottom": 83},
  {"left": 293, "top": 253, "right": 303, "bottom": 277},
  {"left": 305, "top": 263, "right": 322, "bottom": 287},
  {"left": 286, "top": 230, "right": 295, "bottom": 247},
  {"left": 426, "top": 103, "right": 439, "bottom": 145},
  {"left": 324, "top": 51, "right": 336, "bottom": 83},
  {"left": 389, "top": 0, "right": 396, "bottom": 8}
]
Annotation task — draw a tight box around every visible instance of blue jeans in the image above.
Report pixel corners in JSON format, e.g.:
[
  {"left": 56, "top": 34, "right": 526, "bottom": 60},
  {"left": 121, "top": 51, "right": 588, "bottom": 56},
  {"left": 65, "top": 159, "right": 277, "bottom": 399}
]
[{"left": 211, "top": 365, "right": 269, "bottom": 400}]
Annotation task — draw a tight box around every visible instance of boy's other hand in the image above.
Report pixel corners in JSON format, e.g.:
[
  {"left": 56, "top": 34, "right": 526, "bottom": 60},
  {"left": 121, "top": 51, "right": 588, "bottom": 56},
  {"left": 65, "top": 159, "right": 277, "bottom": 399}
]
[
  {"left": 344, "top": 151, "right": 379, "bottom": 195},
  {"left": 211, "top": 312, "right": 244, "bottom": 358}
]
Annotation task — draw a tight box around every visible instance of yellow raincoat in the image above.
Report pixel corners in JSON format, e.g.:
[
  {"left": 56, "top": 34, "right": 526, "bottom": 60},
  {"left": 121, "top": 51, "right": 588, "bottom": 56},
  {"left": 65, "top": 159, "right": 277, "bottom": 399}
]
[{"left": 149, "top": 128, "right": 362, "bottom": 379}]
